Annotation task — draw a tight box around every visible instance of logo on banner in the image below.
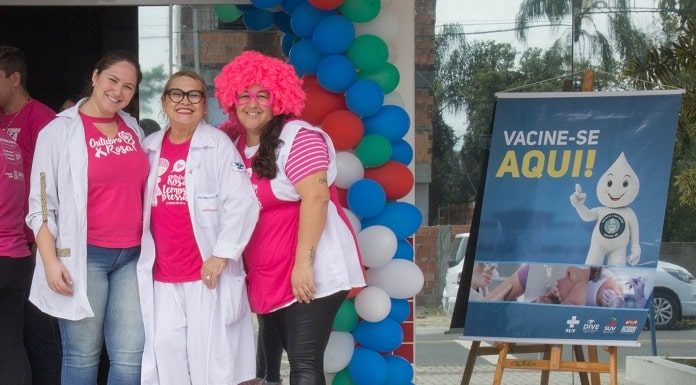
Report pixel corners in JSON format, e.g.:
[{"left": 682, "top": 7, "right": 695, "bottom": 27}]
[
  {"left": 603, "top": 318, "right": 618, "bottom": 333},
  {"left": 621, "top": 319, "right": 639, "bottom": 334},
  {"left": 566, "top": 316, "right": 580, "bottom": 333},
  {"left": 582, "top": 319, "right": 600, "bottom": 333}
]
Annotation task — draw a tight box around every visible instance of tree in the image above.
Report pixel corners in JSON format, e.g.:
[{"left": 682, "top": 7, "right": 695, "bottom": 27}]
[
  {"left": 624, "top": 17, "right": 696, "bottom": 240},
  {"left": 432, "top": 25, "right": 572, "bottom": 221},
  {"left": 139, "top": 65, "right": 168, "bottom": 115},
  {"left": 515, "top": 0, "right": 651, "bottom": 71}
]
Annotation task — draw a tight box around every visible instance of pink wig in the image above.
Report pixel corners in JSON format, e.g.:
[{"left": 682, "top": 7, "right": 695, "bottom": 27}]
[{"left": 215, "top": 50, "right": 305, "bottom": 119}]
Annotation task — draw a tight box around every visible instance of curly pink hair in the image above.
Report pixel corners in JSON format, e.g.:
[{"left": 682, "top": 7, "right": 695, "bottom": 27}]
[{"left": 215, "top": 50, "right": 305, "bottom": 118}]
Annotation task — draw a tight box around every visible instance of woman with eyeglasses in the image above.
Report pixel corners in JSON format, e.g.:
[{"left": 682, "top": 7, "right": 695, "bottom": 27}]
[
  {"left": 215, "top": 51, "right": 364, "bottom": 385},
  {"left": 137, "top": 70, "right": 259, "bottom": 385},
  {"left": 27, "top": 50, "right": 147, "bottom": 385}
]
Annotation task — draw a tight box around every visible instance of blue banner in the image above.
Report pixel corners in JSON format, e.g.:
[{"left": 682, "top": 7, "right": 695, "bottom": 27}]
[{"left": 463, "top": 91, "right": 682, "bottom": 345}]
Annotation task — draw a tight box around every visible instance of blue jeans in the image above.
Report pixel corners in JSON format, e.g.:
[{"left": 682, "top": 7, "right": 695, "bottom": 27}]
[{"left": 58, "top": 245, "right": 144, "bottom": 385}]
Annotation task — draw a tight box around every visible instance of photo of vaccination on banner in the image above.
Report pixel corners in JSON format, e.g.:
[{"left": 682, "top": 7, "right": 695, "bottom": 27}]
[{"left": 461, "top": 91, "right": 683, "bottom": 345}]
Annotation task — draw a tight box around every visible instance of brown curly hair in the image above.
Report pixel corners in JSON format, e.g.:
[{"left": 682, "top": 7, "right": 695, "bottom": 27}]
[{"left": 253, "top": 114, "right": 293, "bottom": 179}]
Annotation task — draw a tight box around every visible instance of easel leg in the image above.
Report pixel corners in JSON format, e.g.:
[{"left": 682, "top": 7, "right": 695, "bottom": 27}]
[
  {"left": 573, "top": 345, "right": 590, "bottom": 385},
  {"left": 607, "top": 346, "right": 618, "bottom": 385},
  {"left": 492, "top": 343, "right": 510, "bottom": 385},
  {"left": 588, "top": 345, "right": 601, "bottom": 385},
  {"left": 540, "top": 346, "right": 550, "bottom": 385},
  {"left": 460, "top": 341, "right": 481, "bottom": 385}
]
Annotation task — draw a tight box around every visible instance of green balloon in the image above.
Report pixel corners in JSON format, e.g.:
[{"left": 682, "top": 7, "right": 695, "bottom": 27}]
[
  {"left": 332, "top": 300, "right": 358, "bottom": 332},
  {"left": 358, "top": 62, "right": 400, "bottom": 94},
  {"left": 332, "top": 369, "right": 355, "bottom": 385},
  {"left": 355, "top": 134, "right": 392, "bottom": 168},
  {"left": 339, "top": 0, "right": 381, "bottom": 23},
  {"left": 347, "top": 34, "right": 389, "bottom": 73},
  {"left": 213, "top": 4, "right": 242, "bottom": 22}
]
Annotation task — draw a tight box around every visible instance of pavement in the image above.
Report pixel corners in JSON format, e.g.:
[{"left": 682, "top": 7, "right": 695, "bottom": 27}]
[{"left": 412, "top": 313, "right": 629, "bottom": 385}]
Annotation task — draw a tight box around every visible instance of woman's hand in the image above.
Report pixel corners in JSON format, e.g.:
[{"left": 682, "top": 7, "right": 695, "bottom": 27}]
[
  {"left": 44, "top": 259, "right": 73, "bottom": 296},
  {"left": 201, "top": 256, "right": 228, "bottom": 289},
  {"left": 291, "top": 260, "right": 315, "bottom": 303}
]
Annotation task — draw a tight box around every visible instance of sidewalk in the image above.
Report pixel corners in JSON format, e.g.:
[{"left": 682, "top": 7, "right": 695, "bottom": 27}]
[{"left": 415, "top": 364, "right": 630, "bottom": 385}]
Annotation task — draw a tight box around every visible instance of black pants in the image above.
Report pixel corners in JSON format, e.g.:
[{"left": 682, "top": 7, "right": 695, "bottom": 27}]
[
  {"left": 262, "top": 291, "right": 347, "bottom": 385},
  {"left": 22, "top": 255, "right": 62, "bottom": 385},
  {"left": 0, "top": 256, "right": 34, "bottom": 385},
  {"left": 256, "top": 315, "right": 284, "bottom": 382}
]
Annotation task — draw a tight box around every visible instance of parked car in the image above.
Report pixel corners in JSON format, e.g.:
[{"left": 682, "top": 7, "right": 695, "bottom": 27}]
[
  {"left": 652, "top": 260, "right": 696, "bottom": 329},
  {"left": 441, "top": 233, "right": 696, "bottom": 330}
]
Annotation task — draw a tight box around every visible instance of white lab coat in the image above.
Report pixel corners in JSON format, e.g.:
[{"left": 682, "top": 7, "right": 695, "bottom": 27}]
[
  {"left": 138, "top": 122, "right": 259, "bottom": 385},
  {"left": 26, "top": 99, "right": 145, "bottom": 320}
]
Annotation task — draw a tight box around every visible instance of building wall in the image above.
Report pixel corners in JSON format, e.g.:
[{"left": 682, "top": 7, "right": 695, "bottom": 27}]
[{"left": 414, "top": 0, "right": 435, "bottom": 224}]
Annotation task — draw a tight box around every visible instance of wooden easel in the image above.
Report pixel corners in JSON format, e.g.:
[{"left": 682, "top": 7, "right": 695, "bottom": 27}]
[{"left": 461, "top": 341, "right": 618, "bottom": 385}]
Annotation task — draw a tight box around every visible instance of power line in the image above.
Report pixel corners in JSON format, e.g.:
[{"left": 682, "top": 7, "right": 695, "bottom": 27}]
[{"left": 437, "top": 23, "right": 571, "bottom": 36}]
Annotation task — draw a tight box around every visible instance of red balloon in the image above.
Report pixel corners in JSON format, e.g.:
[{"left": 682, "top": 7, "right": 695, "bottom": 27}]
[
  {"left": 302, "top": 75, "right": 319, "bottom": 90},
  {"left": 308, "top": 0, "right": 344, "bottom": 11},
  {"left": 335, "top": 187, "right": 348, "bottom": 208},
  {"left": 364, "top": 161, "right": 414, "bottom": 200},
  {"left": 321, "top": 109, "right": 364, "bottom": 150},
  {"left": 302, "top": 86, "right": 346, "bottom": 125}
]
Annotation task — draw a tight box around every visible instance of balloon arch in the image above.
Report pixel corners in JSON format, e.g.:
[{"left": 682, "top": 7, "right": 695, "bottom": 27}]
[{"left": 213, "top": 1, "right": 423, "bottom": 384}]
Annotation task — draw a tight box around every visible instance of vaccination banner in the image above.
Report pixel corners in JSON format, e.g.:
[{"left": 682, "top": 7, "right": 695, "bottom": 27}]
[{"left": 462, "top": 91, "right": 683, "bottom": 345}]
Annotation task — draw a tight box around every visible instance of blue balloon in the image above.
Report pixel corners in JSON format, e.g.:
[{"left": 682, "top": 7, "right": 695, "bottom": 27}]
[
  {"left": 353, "top": 318, "right": 404, "bottom": 353},
  {"left": 251, "top": 0, "right": 283, "bottom": 8},
  {"left": 313, "top": 15, "right": 355, "bottom": 55},
  {"left": 393, "top": 239, "right": 414, "bottom": 261},
  {"left": 388, "top": 298, "right": 411, "bottom": 323},
  {"left": 291, "top": 2, "right": 333, "bottom": 38},
  {"left": 236, "top": 4, "right": 257, "bottom": 12},
  {"left": 243, "top": 8, "right": 275, "bottom": 31},
  {"left": 289, "top": 39, "right": 323, "bottom": 75},
  {"left": 273, "top": 11, "right": 294, "bottom": 34},
  {"left": 282, "top": 0, "right": 305, "bottom": 14},
  {"left": 281, "top": 33, "right": 296, "bottom": 57},
  {"left": 345, "top": 79, "right": 384, "bottom": 117},
  {"left": 362, "top": 202, "right": 422, "bottom": 239},
  {"left": 390, "top": 139, "right": 413, "bottom": 165},
  {"left": 317, "top": 55, "right": 356, "bottom": 93},
  {"left": 348, "top": 348, "right": 388, "bottom": 385},
  {"left": 347, "top": 179, "right": 386, "bottom": 218},
  {"left": 363, "top": 105, "right": 411, "bottom": 142},
  {"left": 384, "top": 355, "right": 414, "bottom": 385}
]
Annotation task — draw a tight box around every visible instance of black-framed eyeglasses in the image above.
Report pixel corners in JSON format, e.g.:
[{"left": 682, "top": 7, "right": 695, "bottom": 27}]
[{"left": 165, "top": 88, "right": 205, "bottom": 104}]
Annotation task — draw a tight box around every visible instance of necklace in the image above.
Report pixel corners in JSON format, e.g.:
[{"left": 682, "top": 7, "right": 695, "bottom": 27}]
[{"left": 2, "top": 98, "right": 32, "bottom": 138}]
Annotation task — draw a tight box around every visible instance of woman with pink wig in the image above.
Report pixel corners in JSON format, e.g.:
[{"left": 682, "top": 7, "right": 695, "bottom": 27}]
[{"left": 215, "top": 51, "right": 364, "bottom": 385}]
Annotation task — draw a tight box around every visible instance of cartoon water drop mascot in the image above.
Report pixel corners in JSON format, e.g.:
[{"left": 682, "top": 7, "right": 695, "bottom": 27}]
[{"left": 569, "top": 152, "right": 640, "bottom": 266}]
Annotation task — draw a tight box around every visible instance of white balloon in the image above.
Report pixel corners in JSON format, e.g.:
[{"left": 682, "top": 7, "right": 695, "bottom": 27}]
[
  {"left": 324, "top": 372, "right": 335, "bottom": 385},
  {"left": 354, "top": 286, "right": 392, "bottom": 322},
  {"left": 343, "top": 208, "right": 362, "bottom": 234},
  {"left": 335, "top": 151, "right": 364, "bottom": 189},
  {"left": 358, "top": 225, "right": 397, "bottom": 269},
  {"left": 323, "top": 331, "right": 355, "bottom": 373},
  {"left": 366, "top": 259, "right": 424, "bottom": 299},
  {"left": 354, "top": 10, "right": 400, "bottom": 43},
  {"left": 387, "top": 43, "right": 398, "bottom": 62},
  {"left": 383, "top": 91, "right": 404, "bottom": 107},
  {"left": 382, "top": 0, "right": 395, "bottom": 5}
]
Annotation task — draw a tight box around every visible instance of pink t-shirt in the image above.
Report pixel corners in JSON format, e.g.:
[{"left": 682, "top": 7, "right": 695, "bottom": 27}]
[
  {"left": 0, "top": 130, "right": 30, "bottom": 258},
  {"left": 238, "top": 129, "right": 329, "bottom": 313},
  {"left": 82, "top": 112, "right": 149, "bottom": 248},
  {"left": 150, "top": 134, "right": 203, "bottom": 283},
  {"left": 0, "top": 99, "right": 55, "bottom": 243}
]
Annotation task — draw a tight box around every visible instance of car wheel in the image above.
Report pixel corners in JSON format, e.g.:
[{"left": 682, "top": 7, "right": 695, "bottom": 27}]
[{"left": 652, "top": 290, "right": 680, "bottom": 330}]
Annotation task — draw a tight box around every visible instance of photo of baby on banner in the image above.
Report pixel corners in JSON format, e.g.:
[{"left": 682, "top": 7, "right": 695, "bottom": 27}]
[{"left": 469, "top": 263, "right": 653, "bottom": 309}]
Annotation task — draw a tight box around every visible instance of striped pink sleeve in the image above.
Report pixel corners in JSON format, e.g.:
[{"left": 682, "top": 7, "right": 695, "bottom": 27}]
[{"left": 285, "top": 128, "right": 329, "bottom": 184}]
